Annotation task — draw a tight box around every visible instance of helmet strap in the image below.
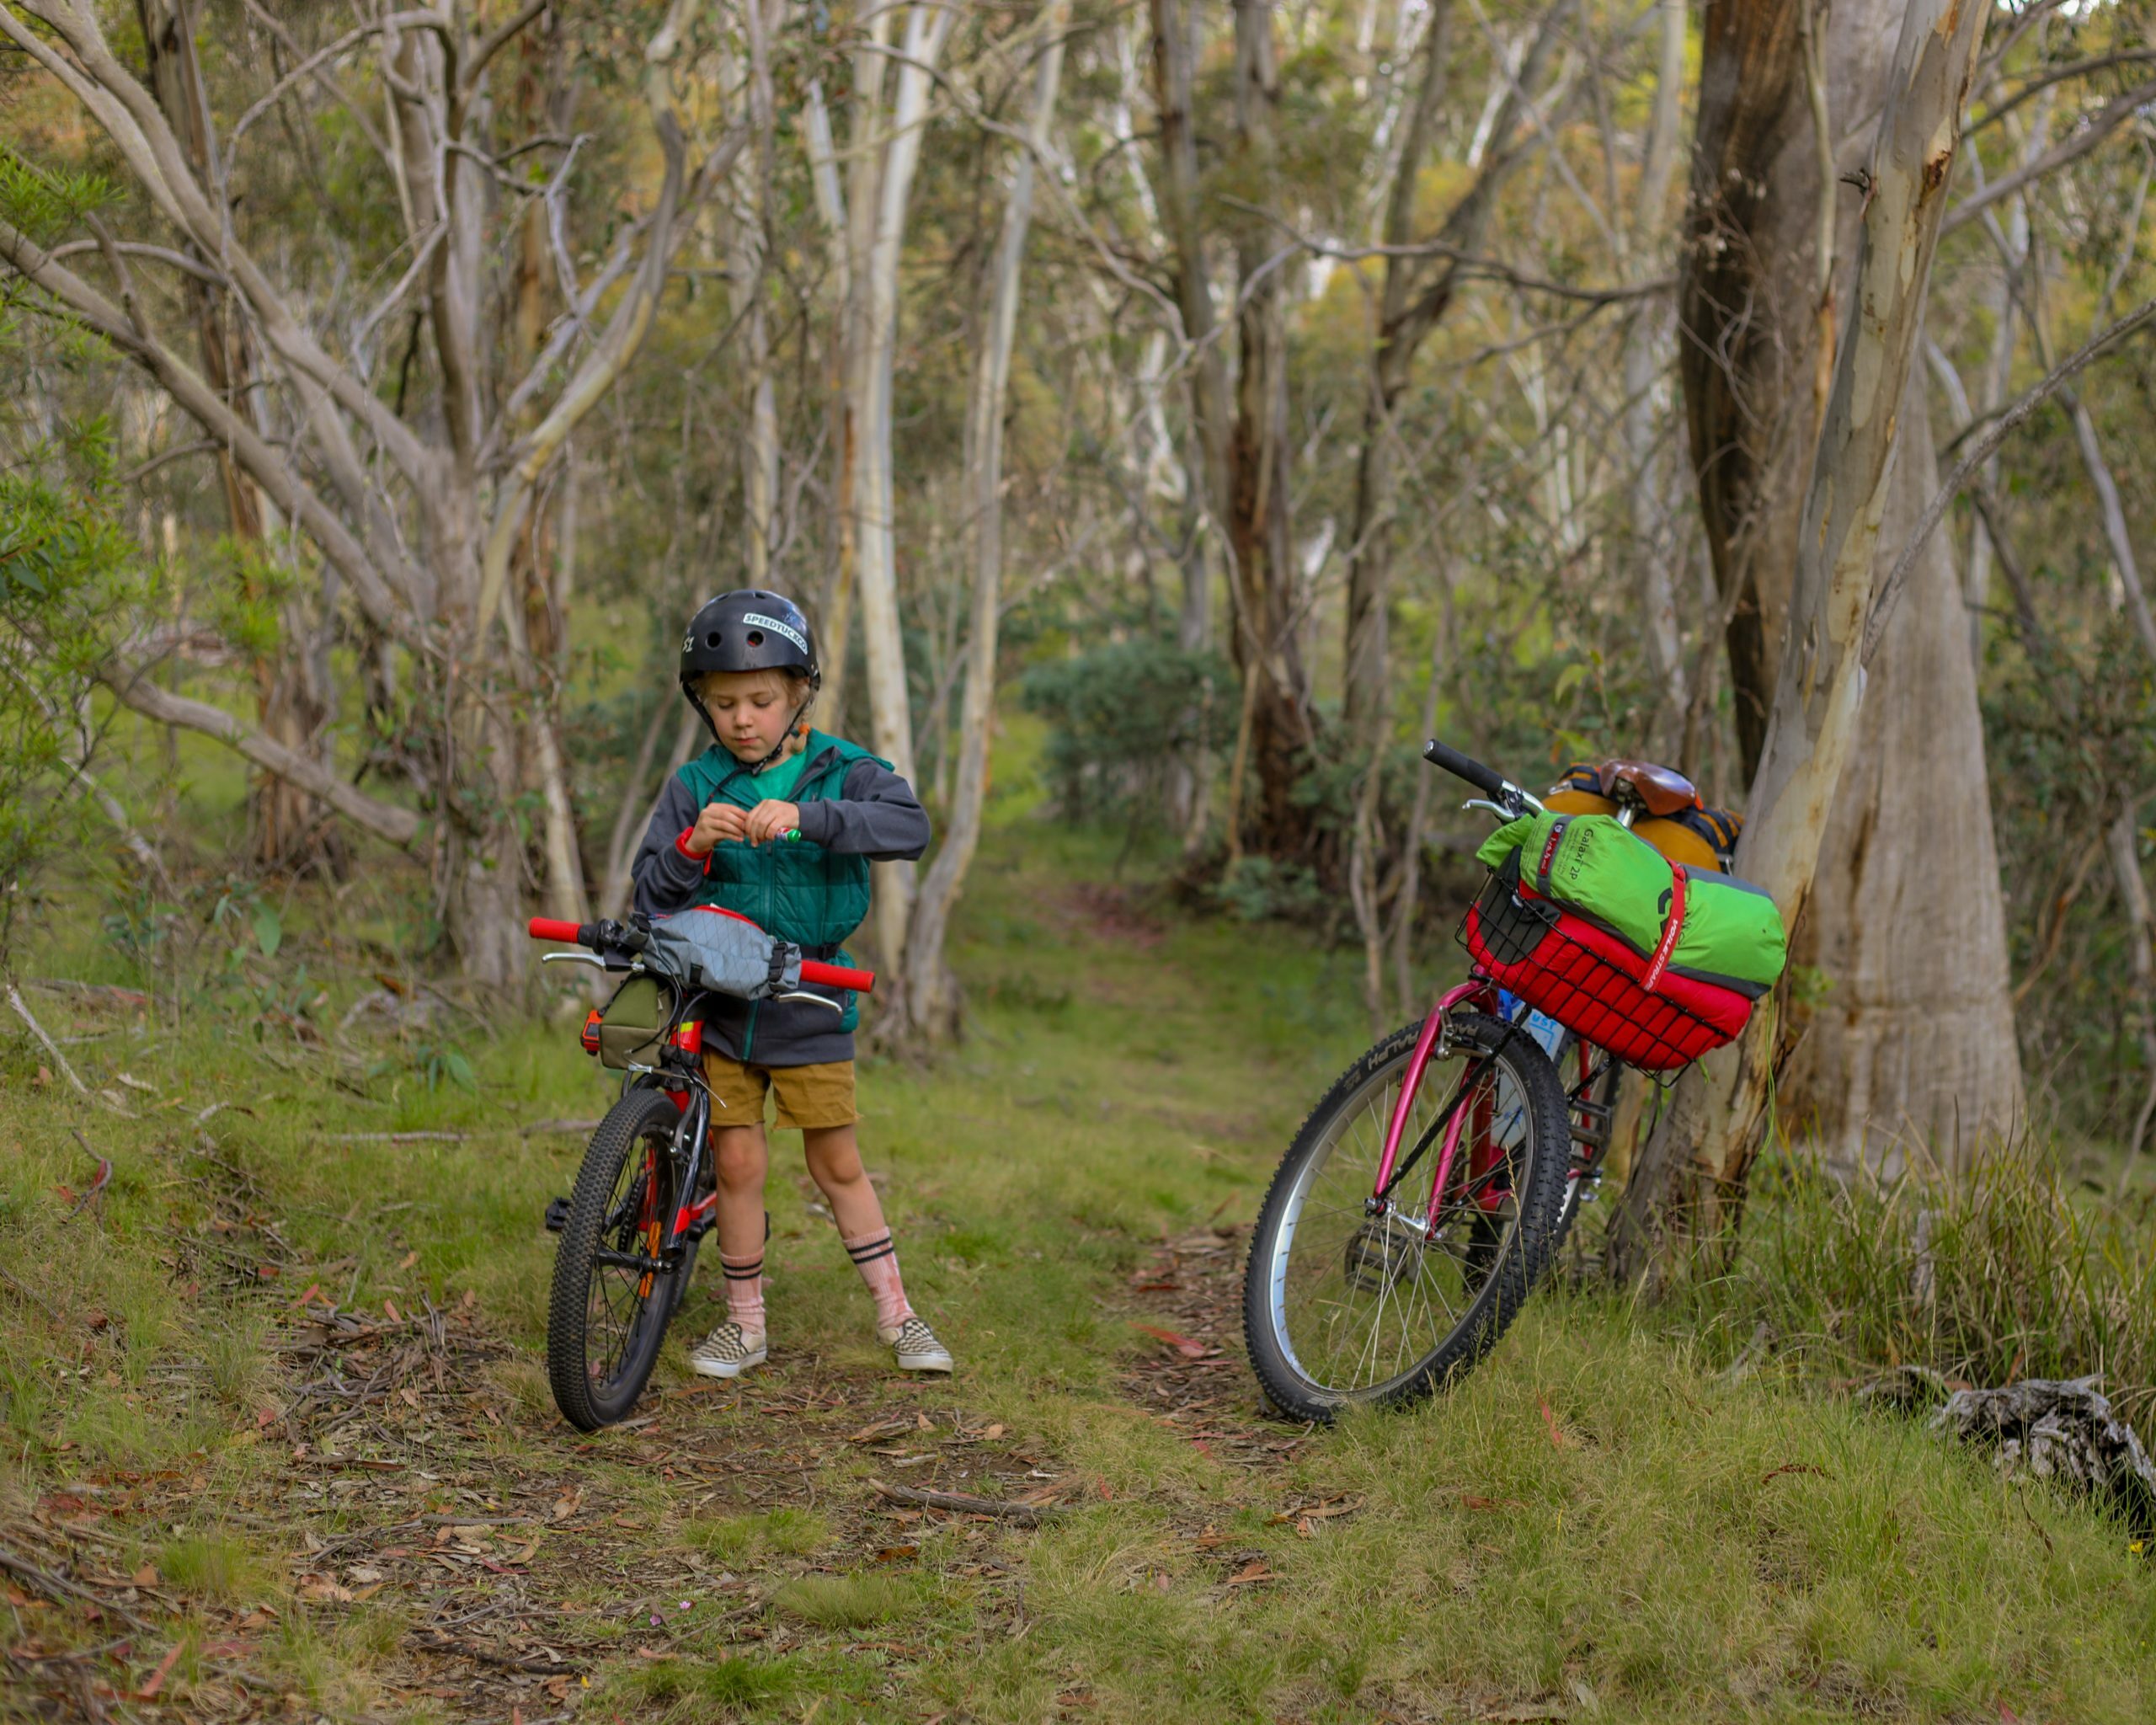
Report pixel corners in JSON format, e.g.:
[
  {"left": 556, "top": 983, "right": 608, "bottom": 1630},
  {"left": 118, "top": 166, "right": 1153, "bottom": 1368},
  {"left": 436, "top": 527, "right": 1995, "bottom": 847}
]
[{"left": 748, "top": 690, "right": 815, "bottom": 774}]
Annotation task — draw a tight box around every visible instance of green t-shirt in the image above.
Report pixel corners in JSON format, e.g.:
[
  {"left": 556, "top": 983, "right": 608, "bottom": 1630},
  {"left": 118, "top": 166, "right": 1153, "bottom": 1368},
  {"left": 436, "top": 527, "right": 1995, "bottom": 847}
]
[{"left": 743, "top": 743, "right": 809, "bottom": 804}]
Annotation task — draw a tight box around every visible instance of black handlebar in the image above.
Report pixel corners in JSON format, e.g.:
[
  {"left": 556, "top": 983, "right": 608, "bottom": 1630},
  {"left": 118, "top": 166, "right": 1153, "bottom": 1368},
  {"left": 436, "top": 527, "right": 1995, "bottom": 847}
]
[{"left": 1422, "top": 739, "right": 1512, "bottom": 802}]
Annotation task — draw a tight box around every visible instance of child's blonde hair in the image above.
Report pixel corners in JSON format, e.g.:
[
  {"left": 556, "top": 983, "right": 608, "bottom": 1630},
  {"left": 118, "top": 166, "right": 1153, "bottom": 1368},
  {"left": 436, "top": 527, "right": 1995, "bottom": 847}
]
[{"left": 694, "top": 665, "right": 806, "bottom": 707}]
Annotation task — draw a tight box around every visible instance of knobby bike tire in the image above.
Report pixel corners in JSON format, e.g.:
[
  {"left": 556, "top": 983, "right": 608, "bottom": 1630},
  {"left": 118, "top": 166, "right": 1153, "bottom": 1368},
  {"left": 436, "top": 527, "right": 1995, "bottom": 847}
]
[
  {"left": 1241, "top": 1012, "right": 1570, "bottom": 1423},
  {"left": 547, "top": 1085, "right": 687, "bottom": 1432}
]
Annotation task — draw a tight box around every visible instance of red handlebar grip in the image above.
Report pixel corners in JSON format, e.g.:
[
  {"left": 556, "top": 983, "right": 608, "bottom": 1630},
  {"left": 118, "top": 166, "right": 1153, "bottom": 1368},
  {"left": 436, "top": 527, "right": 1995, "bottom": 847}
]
[
  {"left": 527, "top": 917, "right": 584, "bottom": 943},
  {"left": 801, "top": 959, "right": 875, "bottom": 995}
]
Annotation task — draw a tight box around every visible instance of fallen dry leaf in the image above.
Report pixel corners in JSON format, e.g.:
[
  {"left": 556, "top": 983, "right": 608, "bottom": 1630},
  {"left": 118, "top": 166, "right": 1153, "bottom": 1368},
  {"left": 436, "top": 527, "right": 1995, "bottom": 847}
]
[
  {"left": 1224, "top": 1560, "right": 1273, "bottom": 1586},
  {"left": 874, "top": 1545, "right": 919, "bottom": 1564},
  {"left": 1132, "top": 1323, "right": 1207, "bottom": 1360},
  {"left": 131, "top": 1564, "right": 158, "bottom": 1588},
  {"left": 135, "top": 1642, "right": 184, "bottom": 1700}
]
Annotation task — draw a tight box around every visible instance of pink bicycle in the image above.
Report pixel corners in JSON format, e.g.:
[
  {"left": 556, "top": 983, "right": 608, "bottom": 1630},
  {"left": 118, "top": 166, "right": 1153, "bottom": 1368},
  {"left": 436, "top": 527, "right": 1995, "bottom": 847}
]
[{"left": 1241, "top": 741, "right": 1576, "bottom": 1421}]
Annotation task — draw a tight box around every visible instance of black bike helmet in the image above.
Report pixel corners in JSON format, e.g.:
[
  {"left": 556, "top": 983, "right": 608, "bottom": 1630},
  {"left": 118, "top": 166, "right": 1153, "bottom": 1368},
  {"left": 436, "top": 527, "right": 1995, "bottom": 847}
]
[{"left": 678, "top": 590, "right": 821, "bottom": 758}]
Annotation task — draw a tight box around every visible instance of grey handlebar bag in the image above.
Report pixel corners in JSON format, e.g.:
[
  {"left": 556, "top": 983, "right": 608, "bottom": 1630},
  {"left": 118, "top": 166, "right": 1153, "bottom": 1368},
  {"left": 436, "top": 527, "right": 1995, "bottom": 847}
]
[{"left": 643, "top": 911, "right": 803, "bottom": 1001}]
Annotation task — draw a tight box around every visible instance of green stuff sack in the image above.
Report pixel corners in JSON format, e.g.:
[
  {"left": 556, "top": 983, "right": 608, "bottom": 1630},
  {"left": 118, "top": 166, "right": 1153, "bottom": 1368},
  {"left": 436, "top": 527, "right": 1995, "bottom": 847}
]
[{"left": 1476, "top": 810, "right": 1786, "bottom": 996}]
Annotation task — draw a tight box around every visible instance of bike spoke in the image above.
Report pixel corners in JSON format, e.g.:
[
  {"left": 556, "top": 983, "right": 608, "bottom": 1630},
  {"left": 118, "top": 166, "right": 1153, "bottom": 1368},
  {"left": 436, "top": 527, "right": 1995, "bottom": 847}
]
[{"left": 1267, "top": 1039, "right": 1539, "bottom": 1399}]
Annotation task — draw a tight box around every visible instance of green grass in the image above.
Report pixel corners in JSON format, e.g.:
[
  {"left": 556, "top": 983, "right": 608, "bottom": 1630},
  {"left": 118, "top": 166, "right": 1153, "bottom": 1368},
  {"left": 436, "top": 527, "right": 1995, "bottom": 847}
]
[{"left": 3, "top": 740, "right": 2153, "bottom": 1720}]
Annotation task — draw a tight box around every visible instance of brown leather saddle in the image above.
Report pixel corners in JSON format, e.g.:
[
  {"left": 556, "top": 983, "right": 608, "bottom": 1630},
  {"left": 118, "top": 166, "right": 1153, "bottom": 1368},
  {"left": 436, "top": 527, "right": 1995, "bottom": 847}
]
[{"left": 1593, "top": 757, "right": 1702, "bottom": 817}]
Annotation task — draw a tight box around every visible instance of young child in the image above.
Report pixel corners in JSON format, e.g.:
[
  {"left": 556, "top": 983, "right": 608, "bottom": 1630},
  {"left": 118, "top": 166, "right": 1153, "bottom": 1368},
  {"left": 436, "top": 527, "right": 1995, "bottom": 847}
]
[{"left": 630, "top": 589, "right": 949, "bottom": 1379}]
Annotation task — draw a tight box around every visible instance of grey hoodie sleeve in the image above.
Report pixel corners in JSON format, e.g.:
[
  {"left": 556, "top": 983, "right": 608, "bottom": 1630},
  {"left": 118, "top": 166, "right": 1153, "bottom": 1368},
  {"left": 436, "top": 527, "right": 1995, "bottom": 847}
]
[
  {"left": 791, "top": 758, "right": 931, "bottom": 861},
  {"left": 630, "top": 772, "right": 712, "bottom": 918}
]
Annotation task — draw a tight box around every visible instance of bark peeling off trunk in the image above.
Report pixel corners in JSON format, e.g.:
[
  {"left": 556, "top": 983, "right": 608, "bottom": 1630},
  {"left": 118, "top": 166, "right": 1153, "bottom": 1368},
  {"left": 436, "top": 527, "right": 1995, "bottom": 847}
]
[{"left": 1781, "top": 368, "right": 2025, "bottom": 1172}]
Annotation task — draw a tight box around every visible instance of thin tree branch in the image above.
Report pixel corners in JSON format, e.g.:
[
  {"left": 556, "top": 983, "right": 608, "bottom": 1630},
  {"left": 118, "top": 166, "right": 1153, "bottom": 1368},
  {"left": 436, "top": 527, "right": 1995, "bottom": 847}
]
[
  {"left": 120, "top": 438, "right": 221, "bottom": 485},
  {"left": 1942, "top": 77, "right": 2156, "bottom": 237},
  {"left": 97, "top": 664, "right": 424, "bottom": 846},
  {"left": 228, "top": 18, "right": 385, "bottom": 152},
  {"left": 1864, "top": 295, "right": 2156, "bottom": 664},
  {"left": 45, "top": 238, "right": 226, "bottom": 286},
  {"left": 1217, "top": 197, "right": 1668, "bottom": 304},
  {"left": 464, "top": 0, "right": 549, "bottom": 95},
  {"left": 1970, "top": 49, "right": 2156, "bottom": 136}
]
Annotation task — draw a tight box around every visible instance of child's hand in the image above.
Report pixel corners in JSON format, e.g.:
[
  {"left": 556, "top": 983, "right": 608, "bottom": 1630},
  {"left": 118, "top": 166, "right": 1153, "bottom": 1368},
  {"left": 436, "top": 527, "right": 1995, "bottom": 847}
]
[
  {"left": 742, "top": 799, "right": 801, "bottom": 846},
  {"left": 685, "top": 802, "right": 749, "bottom": 857}
]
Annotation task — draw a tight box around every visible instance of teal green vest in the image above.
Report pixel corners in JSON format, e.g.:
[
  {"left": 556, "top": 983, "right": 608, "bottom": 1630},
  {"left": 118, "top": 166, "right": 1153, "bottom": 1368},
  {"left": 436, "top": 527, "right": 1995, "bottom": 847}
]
[{"left": 674, "top": 731, "right": 877, "bottom": 958}]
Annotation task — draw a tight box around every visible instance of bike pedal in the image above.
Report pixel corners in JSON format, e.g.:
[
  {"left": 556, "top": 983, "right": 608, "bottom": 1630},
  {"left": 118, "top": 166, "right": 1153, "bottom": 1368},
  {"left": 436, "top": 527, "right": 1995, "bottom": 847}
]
[
  {"left": 543, "top": 1196, "right": 571, "bottom": 1234},
  {"left": 686, "top": 1210, "right": 717, "bottom": 1244}
]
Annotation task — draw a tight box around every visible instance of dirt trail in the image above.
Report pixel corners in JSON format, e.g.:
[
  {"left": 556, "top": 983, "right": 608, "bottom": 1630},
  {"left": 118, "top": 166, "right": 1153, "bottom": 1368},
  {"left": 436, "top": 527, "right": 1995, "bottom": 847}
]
[
  {"left": 1118, "top": 1222, "right": 1310, "bottom": 1471},
  {"left": 5, "top": 1282, "right": 1065, "bottom": 1722}
]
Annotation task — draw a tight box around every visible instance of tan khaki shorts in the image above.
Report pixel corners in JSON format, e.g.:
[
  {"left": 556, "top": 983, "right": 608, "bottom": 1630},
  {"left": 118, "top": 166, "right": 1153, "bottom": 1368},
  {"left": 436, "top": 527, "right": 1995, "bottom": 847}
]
[{"left": 702, "top": 1054, "right": 857, "bottom": 1131}]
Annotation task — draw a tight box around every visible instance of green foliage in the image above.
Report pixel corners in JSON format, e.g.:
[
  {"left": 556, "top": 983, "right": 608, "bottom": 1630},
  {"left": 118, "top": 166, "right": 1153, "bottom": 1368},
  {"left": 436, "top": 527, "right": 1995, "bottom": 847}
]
[
  {"left": 1019, "top": 638, "right": 1233, "bottom": 821},
  {"left": 1983, "top": 612, "right": 2156, "bottom": 1143},
  {"left": 0, "top": 430, "right": 136, "bottom": 969}
]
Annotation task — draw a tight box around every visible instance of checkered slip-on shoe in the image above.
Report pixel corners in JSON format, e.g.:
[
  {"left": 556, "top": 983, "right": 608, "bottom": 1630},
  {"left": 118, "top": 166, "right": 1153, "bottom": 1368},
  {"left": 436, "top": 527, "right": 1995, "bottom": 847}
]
[
  {"left": 877, "top": 1316, "right": 953, "bottom": 1374},
  {"left": 687, "top": 1322, "right": 768, "bottom": 1379}
]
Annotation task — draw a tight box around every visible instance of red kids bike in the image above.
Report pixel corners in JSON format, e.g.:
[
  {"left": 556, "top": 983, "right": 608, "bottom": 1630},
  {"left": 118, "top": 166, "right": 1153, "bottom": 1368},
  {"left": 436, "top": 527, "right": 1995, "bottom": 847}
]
[
  {"left": 1242, "top": 740, "right": 1758, "bottom": 1422},
  {"left": 526, "top": 909, "right": 873, "bottom": 1431}
]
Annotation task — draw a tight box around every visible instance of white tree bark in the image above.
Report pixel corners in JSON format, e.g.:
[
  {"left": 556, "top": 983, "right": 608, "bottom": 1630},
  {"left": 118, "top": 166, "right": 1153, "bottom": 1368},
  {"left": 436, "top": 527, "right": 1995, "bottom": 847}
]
[{"left": 899, "top": 4, "right": 1070, "bottom": 1041}]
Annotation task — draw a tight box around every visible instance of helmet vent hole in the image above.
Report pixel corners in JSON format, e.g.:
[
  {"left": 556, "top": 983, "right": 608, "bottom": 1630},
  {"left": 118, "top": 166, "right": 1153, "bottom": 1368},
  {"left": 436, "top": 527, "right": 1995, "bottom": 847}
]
[
  {"left": 746, "top": 630, "right": 765, "bottom": 647},
  {"left": 705, "top": 631, "right": 723, "bottom": 649}
]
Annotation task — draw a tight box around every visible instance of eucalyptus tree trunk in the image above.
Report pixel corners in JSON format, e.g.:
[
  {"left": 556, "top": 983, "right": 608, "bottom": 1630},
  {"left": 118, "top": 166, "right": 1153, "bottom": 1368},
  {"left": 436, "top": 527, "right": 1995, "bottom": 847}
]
[
  {"left": 1221, "top": 0, "right": 1310, "bottom": 862},
  {"left": 899, "top": 5, "right": 1070, "bottom": 1043},
  {"left": 725, "top": 0, "right": 780, "bottom": 587},
  {"left": 1648, "top": 0, "right": 2021, "bottom": 1195},
  {"left": 1148, "top": 0, "right": 1231, "bottom": 846},
  {"left": 831, "top": 1, "right": 953, "bottom": 976},
  {"left": 1146, "top": 0, "right": 1231, "bottom": 657},
  {"left": 1610, "top": 0, "right": 1995, "bottom": 1271},
  {"left": 1619, "top": 0, "right": 1689, "bottom": 748},
  {"left": 136, "top": 0, "right": 328, "bottom": 868}
]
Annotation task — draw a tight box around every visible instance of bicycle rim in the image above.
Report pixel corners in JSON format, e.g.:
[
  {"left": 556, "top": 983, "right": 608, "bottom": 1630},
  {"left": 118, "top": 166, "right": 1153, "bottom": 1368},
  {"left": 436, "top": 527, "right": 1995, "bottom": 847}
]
[{"left": 1262, "top": 1024, "right": 1544, "bottom": 1402}]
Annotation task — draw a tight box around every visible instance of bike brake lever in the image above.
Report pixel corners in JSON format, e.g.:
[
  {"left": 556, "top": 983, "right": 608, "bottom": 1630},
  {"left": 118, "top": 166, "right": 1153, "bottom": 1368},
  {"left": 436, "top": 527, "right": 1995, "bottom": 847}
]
[
  {"left": 541, "top": 951, "right": 607, "bottom": 969},
  {"left": 771, "top": 990, "right": 845, "bottom": 1013}
]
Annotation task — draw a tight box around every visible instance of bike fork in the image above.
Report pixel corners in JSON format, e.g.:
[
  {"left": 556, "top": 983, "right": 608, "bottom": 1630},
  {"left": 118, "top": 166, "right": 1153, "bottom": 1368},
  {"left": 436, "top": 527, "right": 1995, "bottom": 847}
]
[
  {"left": 1372, "top": 981, "right": 1489, "bottom": 1214},
  {"left": 666, "top": 1091, "right": 717, "bottom": 1247}
]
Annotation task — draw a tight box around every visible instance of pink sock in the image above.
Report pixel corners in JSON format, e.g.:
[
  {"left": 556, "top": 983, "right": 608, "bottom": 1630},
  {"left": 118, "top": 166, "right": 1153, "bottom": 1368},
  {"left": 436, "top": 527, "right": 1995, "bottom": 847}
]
[
  {"left": 841, "top": 1230, "right": 914, "bottom": 1331},
  {"left": 719, "top": 1250, "right": 765, "bottom": 1332}
]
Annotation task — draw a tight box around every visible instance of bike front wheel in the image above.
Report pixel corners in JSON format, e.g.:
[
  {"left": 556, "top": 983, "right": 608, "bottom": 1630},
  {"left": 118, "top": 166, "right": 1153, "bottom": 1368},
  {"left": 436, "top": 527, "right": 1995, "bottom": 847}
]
[
  {"left": 1242, "top": 1012, "right": 1569, "bottom": 1422},
  {"left": 547, "top": 1085, "right": 690, "bottom": 1432}
]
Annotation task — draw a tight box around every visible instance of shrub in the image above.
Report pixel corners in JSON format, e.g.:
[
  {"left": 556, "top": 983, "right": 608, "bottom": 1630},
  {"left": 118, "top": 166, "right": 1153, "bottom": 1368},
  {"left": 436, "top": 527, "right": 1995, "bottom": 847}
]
[{"left": 1018, "top": 638, "right": 1231, "bottom": 823}]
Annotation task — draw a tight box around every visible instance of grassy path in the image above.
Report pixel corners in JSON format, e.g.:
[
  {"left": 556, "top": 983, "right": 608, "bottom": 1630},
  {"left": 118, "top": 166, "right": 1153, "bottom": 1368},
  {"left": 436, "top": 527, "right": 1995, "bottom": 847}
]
[{"left": 4, "top": 831, "right": 2154, "bottom": 1722}]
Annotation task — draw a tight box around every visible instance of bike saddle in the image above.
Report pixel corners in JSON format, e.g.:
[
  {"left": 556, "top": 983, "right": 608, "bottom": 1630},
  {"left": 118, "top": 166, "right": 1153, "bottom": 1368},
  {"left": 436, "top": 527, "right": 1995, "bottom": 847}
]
[{"left": 1594, "top": 757, "right": 1701, "bottom": 815}]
